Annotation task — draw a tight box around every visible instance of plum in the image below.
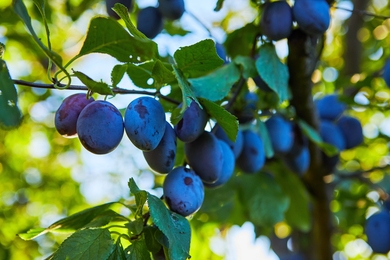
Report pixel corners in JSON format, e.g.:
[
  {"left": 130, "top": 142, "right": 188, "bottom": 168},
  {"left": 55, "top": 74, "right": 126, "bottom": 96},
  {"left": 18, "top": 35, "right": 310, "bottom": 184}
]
[
  {"left": 175, "top": 101, "right": 208, "bottom": 143},
  {"left": 283, "top": 145, "right": 310, "bottom": 176},
  {"left": 76, "top": 100, "right": 124, "bottom": 154},
  {"left": 137, "top": 7, "right": 164, "bottom": 39},
  {"left": 124, "top": 96, "right": 166, "bottom": 151},
  {"left": 236, "top": 130, "right": 266, "bottom": 173},
  {"left": 260, "top": 1, "right": 293, "bottom": 41},
  {"left": 383, "top": 59, "right": 390, "bottom": 87},
  {"left": 365, "top": 211, "right": 390, "bottom": 254},
  {"left": 320, "top": 120, "right": 346, "bottom": 173},
  {"left": 143, "top": 122, "right": 177, "bottom": 174},
  {"left": 55, "top": 93, "right": 94, "bottom": 138},
  {"left": 158, "top": 0, "right": 185, "bottom": 20},
  {"left": 336, "top": 116, "right": 363, "bottom": 149},
  {"left": 214, "top": 126, "right": 244, "bottom": 159},
  {"left": 235, "top": 92, "right": 258, "bottom": 124},
  {"left": 163, "top": 166, "right": 204, "bottom": 216},
  {"left": 292, "top": 0, "right": 330, "bottom": 35},
  {"left": 265, "top": 115, "right": 294, "bottom": 154},
  {"left": 184, "top": 131, "right": 223, "bottom": 184},
  {"left": 106, "top": 0, "right": 133, "bottom": 19},
  {"left": 316, "top": 94, "right": 346, "bottom": 121}
]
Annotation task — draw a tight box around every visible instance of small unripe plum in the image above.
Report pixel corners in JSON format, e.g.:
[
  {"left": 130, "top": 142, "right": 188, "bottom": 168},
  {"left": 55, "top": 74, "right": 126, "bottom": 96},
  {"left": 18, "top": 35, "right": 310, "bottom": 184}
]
[
  {"left": 365, "top": 211, "right": 390, "bottom": 254},
  {"left": 158, "top": 0, "right": 185, "bottom": 20},
  {"left": 383, "top": 59, "right": 390, "bottom": 87},
  {"left": 265, "top": 115, "right": 294, "bottom": 154},
  {"left": 215, "top": 126, "right": 244, "bottom": 159},
  {"left": 184, "top": 131, "right": 223, "bottom": 184},
  {"left": 163, "top": 166, "right": 204, "bottom": 216},
  {"left": 175, "top": 101, "right": 208, "bottom": 143},
  {"left": 124, "top": 96, "right": 166, "bottom": 151},
  {"left": 55, "top": 93, "right": 94, "bottom": 138},
  {"left": 143, "top": 122, "right": 177, "bottom": 174},
  {"left": 204, "top": 140, "right": 235, "bottom": 189},
  {"left": 336, "top": 116, "right": 363, "bottom": 149},
  {"left": 106, "top": 0, "right": 133, "bottom": 19},
  {"left": 236, "top": 130, "right": 266, "bottom": 173},
  {"left": 76, "top": 100, "right": 124, "bottom": 154},
  {"left": 292, "top": 0, "right": 330, "bottom": 35},
  {"left": 137, "top": 7, "right": 164, "bottom": 39},
  {"left": 260, "top": 1, "right": 293, "bottom": 41},
  {"left": 316, "top": 95, "right": 346, "bottom": 121}
]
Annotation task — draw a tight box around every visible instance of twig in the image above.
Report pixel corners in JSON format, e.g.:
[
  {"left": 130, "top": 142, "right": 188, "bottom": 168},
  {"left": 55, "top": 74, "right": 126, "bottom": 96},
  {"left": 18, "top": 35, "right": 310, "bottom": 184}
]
[{"left": 334, "top": 6, "right": 390, "bottom": 20}]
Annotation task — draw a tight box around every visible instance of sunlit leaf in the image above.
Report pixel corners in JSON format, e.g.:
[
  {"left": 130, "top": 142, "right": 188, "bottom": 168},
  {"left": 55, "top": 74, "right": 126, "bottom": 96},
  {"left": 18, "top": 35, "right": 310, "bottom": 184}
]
[
  {"left": 112, "top": 3, "right": 148, "bottom": 40},
  {"left": 152, "top": 60, "right": 176, "bottom": 89},
  {"left": 125, "top": 238, "right": 152, "bottom": 260},
  {"left": 107, "top": 240, "right": 127, "bottom": 260},
  {"left": 73, "top": 70, "right": 113, "bottom": 95},
  {"left": 111, "top": 64, "right": 128, "bottom": 87},
  {"left": 128, "top": 178, "right": 147, "bottom": 218},
  {"left": 126, "top": 62, "right": 154, "bottom": 89}
]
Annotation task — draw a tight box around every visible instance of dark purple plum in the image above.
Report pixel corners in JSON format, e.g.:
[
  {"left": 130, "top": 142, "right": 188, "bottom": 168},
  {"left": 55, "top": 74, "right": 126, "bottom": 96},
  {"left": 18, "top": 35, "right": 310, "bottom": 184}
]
[
  {"left": 163, "top": 166, "right": 204, "bottom": 216},
  {"left": 336, "top": 116, "right": 363, "bottom": 149},
  {"left": 143, "top": 122, "right": 177, "bottom": 174},
  {"left": 184, "top": 131, "right": 223, "bottom": 184},
  {"left": 204, "top": 140, "right": 235, "bottom": 189},
  {"left": 175, "top": 101, "right": 208, "bottom": 143},
  {"left": 76, "top": 100, "right": 124, "bottom": 154},
  {"left": 315, "top": 94, "right": 346, "bottom": 121},
  {"left": 54, "top": 93, "right": 94, "bottom": 138},
  {"left": 260, "top": 1, "right": 293, "bottom": 41},
  {"left": 106, "top": 0, "right": 133, "bottom": 19},
  {"left": 215, "top": 126, "right": 244, "bottom": 159},
  {"left": 158, "top": 0, "right": 185, "bottom": 20},
  {"left": 320, "top": 120, "right": 346, "bottom": 173},
  {"left": 137, "top": 7, "right": 164, "bottom": 39},
  {"left": 292, "top": 0, "right": 330, "bottom": 35},
  {"left": 365, "top": 211, "right": 390, "bottom": 254},
  {"left": 124, "top": 96, "right": 166, "bottom": 151},
  {"left": 216, "top": 43, "right": 229, "bottom": 64},
  {"left": 236, "top": 130, "right": 266, "bottom": 173},
  {"left": 265, "top": 115, "right": 294, "bottom": 154},
  {"left": 283, "top": 145, "right": 310, "bottom": 176},
  {"left": 383, "top": 59, "right": 390, "bottom": 87}
]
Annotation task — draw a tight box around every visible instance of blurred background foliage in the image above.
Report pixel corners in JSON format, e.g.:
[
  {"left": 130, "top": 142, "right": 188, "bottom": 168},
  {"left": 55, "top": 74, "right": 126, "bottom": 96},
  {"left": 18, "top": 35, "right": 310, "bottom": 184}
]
[{"left": 2, "top": 0, "right": 390, "bottom": 259}]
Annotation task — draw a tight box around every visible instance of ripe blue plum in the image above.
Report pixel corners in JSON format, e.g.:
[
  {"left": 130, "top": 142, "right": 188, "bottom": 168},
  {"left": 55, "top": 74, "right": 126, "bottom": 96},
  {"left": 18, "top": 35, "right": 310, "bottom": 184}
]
[
  {"left": 316, "top": 95, "right": 346, "bottom": 121},
  {"left": 216, "top": 43, "right": 228, "bottom": 64},
  {"left": 175, "top": 101, "right": 208, "bottom": 143},
  {"left": 383, "top": 59, "right": 390, "bottom": 87},
  {"left": 236, "top": 130, "right": 266, "bottom": 173},
  {"left": 163, "top": 166, "right": 204, "bottom": 216},
  {"left": 76, "top": 100, "right": 124, "bottom": 154},
  {"left": 365, "top": 211, "right": 390, "bottom": 254},
  {"left": 283, "top": 145, "right": 310, "bottom": 176},
  {"left": 265, "top": 115, "right": 294, "bottom": 154},
  {"left": 204, "top": 140, "right": 235, "bottom": 188},
  {"left": 292, "top": 0, "right": 330, "bottom": 35},
  {"left": 336, "top": 116, "right": 363, "bottom": 149},
  {"left": 260, "top": 1, "right": 293, "bottom": 41},
  {"left": 158, "top": 0, "right": 185, "bottom": 20},
  {"left": 184, "top": 131, "right": 223, "bottom": 184},
  {"left": 55, "top": 93, "right": 94, "bottom": 138},
  {"left": 320, "top": 120, "right": 346, "bottom": 172},
  {"left": 124, "top": 97, "right": 166, "bottom": 151},
  {"left": 143, "top": 122, "right": 177, "bottom": 174},
  {"left": 137, "top": 7, "right": 163, "bottom": 39},
  {"left": 214, "top": 126, "right": 244, "bottom": 159},
  {"left": 106, "top": 0, "right": 133, "bottom": 19}
]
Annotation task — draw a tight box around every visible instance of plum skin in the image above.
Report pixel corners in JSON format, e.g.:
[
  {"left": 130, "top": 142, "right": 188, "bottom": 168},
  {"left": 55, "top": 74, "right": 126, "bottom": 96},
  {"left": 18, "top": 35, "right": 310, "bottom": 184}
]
[
  {"left": 158, "top": 0, "right": 185, "bottom": 20},
  {"left": 236, "top": 130, "right": 266, "bottom": 173},
  {"left": 175, "top": 101, "right": 208, "bottom": 143},
  {"left": 137, "top": 7, "right": 164, "bottom": 39},
  {"left": 124, "top": 96, "right": 166, "bottom": 151},
  {"left": 214, "top": 126, "right": 244, "bottom": 159},
  {"left": 293, "top": 0, "right": 330, "bottom": 35},
  {"left": 365, "top": 211, "right": 390, "bottom": 254},
  {"left": 163, "top": 166, "right": 204, "bottom": 217},
  {"left": 76, "top": 100, "right": 124, "bottom": 154},
  {"left": 260, "top": 1, "right": 293, "bottom": 41},
  {"left": 316, "top": 95, "right": 346, "bottom": 121},
  {"left": 55, "top": 93, "right": 94, "bottom": 138},
  {"left": 143, "top": 122, "right": 177, "bottom": 174},
  {"left": 265, "top": 115, "right": 294, "bottom": 154},
  {"left": 336, "top": 116, "right": 363, "bottom": 149}
]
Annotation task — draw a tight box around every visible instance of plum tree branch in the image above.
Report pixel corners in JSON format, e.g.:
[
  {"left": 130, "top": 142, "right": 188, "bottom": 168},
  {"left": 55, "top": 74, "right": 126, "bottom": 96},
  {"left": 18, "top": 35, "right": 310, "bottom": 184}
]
[{"left": 334, "top": 6, "right": 390, "bottom": 20}]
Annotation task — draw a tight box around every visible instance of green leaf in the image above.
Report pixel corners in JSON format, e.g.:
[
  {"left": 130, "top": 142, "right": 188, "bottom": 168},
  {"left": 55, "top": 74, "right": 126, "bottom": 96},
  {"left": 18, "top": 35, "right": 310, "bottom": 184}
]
[
  {"left": 18, "top": 228, "right": 46, "bottom": 241},
  {"left": 0, "top": 42, "right": 4, "bottom": 59},
  {"left": 214, "top": 0, "right": 225, "bottom": 11},
  {"left": 225, "top": 23, "right": 260, "bottom": 58},
  {"left": 112, "top": 3, "right": 148, "bottom": 40},
  {"left": 256, "top": 44, "right": 290, "bottom": 102},
  {"left": 274, "top": 169, "right": 311, "bottom": 232},
  {"left": 152, "top": 60, "right": 176, "bottom": 90},
  {"left": 125, "top": 239, "right": 151, "bottom": 260},
  {"left": 126, "top": 62, "right": 154, "bottom": 89},
  {"left": 111, "top": 64, "right": 128, "bottom": 87},
  {"left": 188, "top": 62, "right": 240, "bottom": 101},
  {"left": 147, "top": 193, "right": 191, "bottom": 260},
  {"left": 85, "top": 210, "right": 125, "bottom": 228},
  {"left": 297, "top": 119, "right": 338, "bottom": 156},
  {"left": 143, "top": 226, "right": 163, "bottom": 253},
  {"left": 18, "top": 202, "right": 118, "bottom": 240},
  {"left": 0, "top": 60, "right": 22, "bottom": 129},
  {"left": 237, "top": 173, "right": 290, "bottom": 227},
  {"left": 198, "top": 98, "right": 238, "bottom": 142},
  {"left": 233, "top": 56, "right": 257, "bottom": 79},
  {"left": 73, "top": 70, "right": 114, "bottom": 95},
  {"left": 257, "top": 120, "right": 274, "bottom": 158},
  {"left": 174, "top": 39, "right": 224, "bottom": 78},
  {"left": 164, "top": 21, "right": 191, "bottom": 36},
  {"left": 128, "top": 178, "right": 147, "bottom": 218},
  {"left": 77, "top": 17, "right": 157, "bottom": 63},
  {"left": 51, "top": 228, "right": 114, "bottom": 260},
  {"left": 107, "top": 240, "right": 127, "bottom": 260},
  {"left": 125, "top": 218, "right": 144, "bottom": 235}
]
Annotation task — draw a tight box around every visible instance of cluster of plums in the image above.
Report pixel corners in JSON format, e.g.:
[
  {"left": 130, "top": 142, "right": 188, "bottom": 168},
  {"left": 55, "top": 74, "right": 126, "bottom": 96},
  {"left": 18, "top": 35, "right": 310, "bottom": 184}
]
[
  {"left": 260, "top": 0, "right": 331, "bottom": 41},
  {"left": 365, "top": 208, "right": 390, "bottom": 254}
]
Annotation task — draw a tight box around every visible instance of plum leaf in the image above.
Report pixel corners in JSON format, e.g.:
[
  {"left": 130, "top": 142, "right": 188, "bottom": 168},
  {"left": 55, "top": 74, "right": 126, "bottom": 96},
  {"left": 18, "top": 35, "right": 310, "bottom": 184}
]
[
  {"left": 152, "top": 60, "right": 176, "bottom": 89},
  {"left": 257, "top": 120, "right": 274, "bottom": 158},
  {"left": 126, "top": 62, "right": 154, "bottom": 89},
  {"left": 125, "top": 239, "right": 152, "bottom": 260},
  {"left": 111, "top": 64, "right": 128, "bottom": 87},
  {"left": 73, "top": 70, "right": 114, "bottom": 95}
]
